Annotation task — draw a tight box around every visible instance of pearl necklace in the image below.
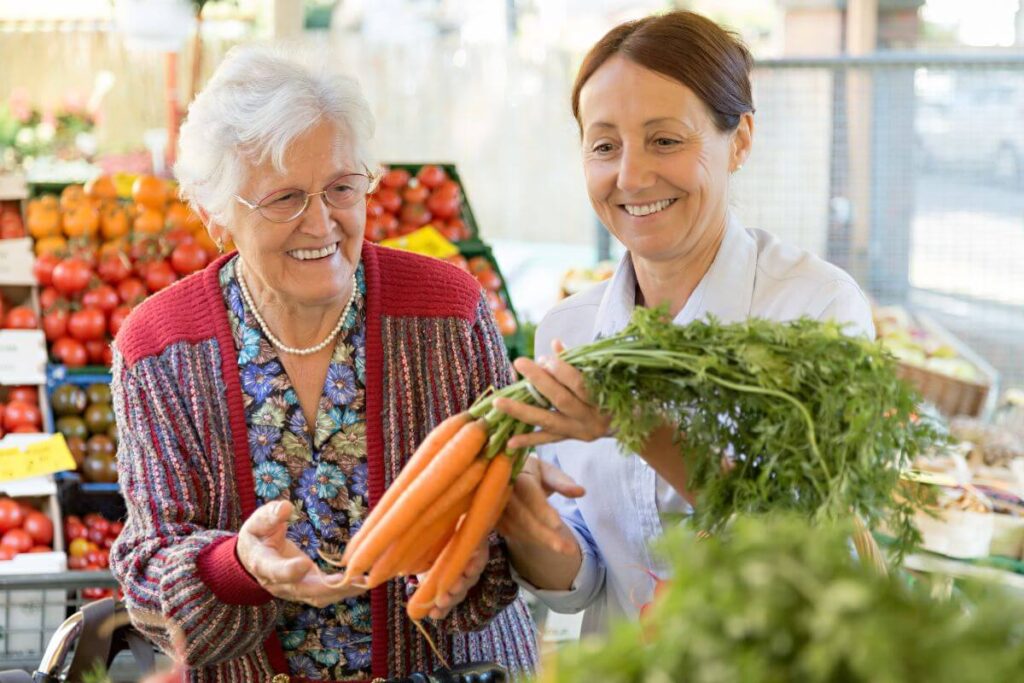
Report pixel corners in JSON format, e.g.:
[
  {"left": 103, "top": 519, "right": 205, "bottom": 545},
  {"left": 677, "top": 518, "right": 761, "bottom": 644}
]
[{"left": 237, "top": 262, "right": 358, "bottom": 356}]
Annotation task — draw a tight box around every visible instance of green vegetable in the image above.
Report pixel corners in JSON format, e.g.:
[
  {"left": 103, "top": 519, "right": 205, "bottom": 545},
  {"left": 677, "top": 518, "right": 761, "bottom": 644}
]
[
  {"left": 472, "top": 308, "right": 941, "bottom": 556},
  {"left": 544, "top": 516, "right": 1024, "bottom": 683}
]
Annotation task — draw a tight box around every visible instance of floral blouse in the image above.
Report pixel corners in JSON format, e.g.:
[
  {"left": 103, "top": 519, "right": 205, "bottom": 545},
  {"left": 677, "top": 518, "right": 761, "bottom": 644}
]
[{"left": 220, "top": 257, "right": 372, "bottom": 681}]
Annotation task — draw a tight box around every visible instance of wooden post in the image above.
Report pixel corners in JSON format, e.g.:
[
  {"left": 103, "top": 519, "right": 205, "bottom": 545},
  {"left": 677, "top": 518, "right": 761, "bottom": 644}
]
[{"left": 845, "top": 0, "right": 877, "bottom": 287}]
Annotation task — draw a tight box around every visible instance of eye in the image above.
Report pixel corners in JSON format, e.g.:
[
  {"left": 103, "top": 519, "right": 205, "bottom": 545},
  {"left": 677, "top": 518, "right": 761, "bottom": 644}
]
[
  {"left": 592, "top": 142, "right": 616, "bottom": 154},
  {"left": 653, "top": 137, "right": 680, "bottom": 148},
  {"left": 331, "top": 182, "right": 355, "bottom": 193},
  {"left": 268, "top": 190, "right": 301, "bottom": 205}
]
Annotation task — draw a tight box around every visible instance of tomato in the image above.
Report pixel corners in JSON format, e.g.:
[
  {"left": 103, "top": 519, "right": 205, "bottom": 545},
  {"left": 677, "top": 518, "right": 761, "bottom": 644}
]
[
  {"left": 400, "top": 203, "right": 432, "bottom": 227},
  {"left": 4, "top": 306, "right": 38, "bottom": 330},
  {"left": 426, "top": 191, "right": 460, "bottom": 221},
  {"left": 84, "top": 339, "right": 108, "bottom": 365},
  {"left": 42, "top": 308, "right": 69, "bottom": 341},
  {"left": 117, "top": 277, "right": 147, "bottom": 306},
  {"left": 82, "top": 285, "right": 119, "bottom": 313},
  {"left": 160, "top": 227, "right": 195, "bottom": 252},
  {"left": 68, "top": 555, "right": 88, "bottom": 570},
  {"left": 33, "top": 252, "right": 61, "bottom": 287},
  {"left": 379, "top": 212, "right": 399, "bottom": 232},
  {"left": 365, "top": 197, "right": 384, "bottom": 218},
  {"left": 438, "top": 223, "right": 463, "bottom": 243},
  {"left": 0, "top": 499, "right": 25, "bottom": 533},
  {"left": 52, "top": 337, "right": 89, "bottom": 367},
  {"left": 364, "top": 217, "right": 386, "bottom": 242},
  {"left": 23, "top": 511, "right": 53, "bottom": 545},
  {"left": 485, "top": 290, "right": 505, "bottom": 312},
  {"left": 467, "top": 257, "right": 491, "bottom": 275},
  {"left": 6, "top": 386, "right": 37, "bottom": 404},
  {"left": 435, "top": 179, "right": 460, "bottom": 199},
  {"left": 447, "top": 218, "right": 470, "bottom": 241},
  {"left": 109, "top": 520, "right": 124, "bottom": 538},
  {"left": 402, "top": 183, "right": 430, "bottom": 204},
  {"left": 444, "top": 254, "right": 469, "bottom": 272},
  {"left": 68, "top": 537, "right": 93, "bottom": 559},
  {"left": 0, "top": 546, "right": 13, "bottom": 561},
  {"left": 108, "top": 305, "right": 132, "bottom": 337},
  {"left": 1, "top": 528, "right": 32, "bottom": 553},
  {"left": 65, "top": 519, "right": 86, "bottom": 541},
  {"left": 97, "top": 252, "right": 132, "bottom": 285},
  {"left": 68, "top": 308, "right": 107, "bottom": 341},
  {"left": 494, "top": 309, "right": 518, "bottom": 336},
  {"left": 86, "top": 549, "right": 107, "bottom": 568},
  {"left": 374, "top": 187, "right": 401, "bottom": 214},
  {"left": 4, "top": 400, "right": 41, "bottom": 431},
  {"left": 170, "top": 242, "right": 209, "bottom": 276},
  {"left": 416, "top": 164, "right": 447, "bottom": 189},
  {"left": 52, "top": 258, "right": 93, "bottom": 295},
  {"left": 397, "top": 223, "right": 420, "bottom": 237},
  {"left": 145, "top": 261, "right": 177, "bottom": 293},
  {"left": 27, "top": 545, "right": 51, "bottom": 553},
  {"left": 381, "top": 168, "right": 410, "bottom": 189},
  {"left": 82, "top": 587, "right": 108, "bottom": 600},
  {"left": 87, "top": 527, "right": 106, "bottom": 545},
  {"left": 39, "top": 286, "right": 61, "bottom": 311},
  {"left": 475, "top": 269, "right": 503, "bottom": 292}
]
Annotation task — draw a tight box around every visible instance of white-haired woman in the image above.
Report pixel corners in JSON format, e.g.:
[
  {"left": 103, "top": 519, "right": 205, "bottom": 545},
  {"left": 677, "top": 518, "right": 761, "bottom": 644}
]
[{"left": 109, "top": 45, "right": 537, "bottom": 681}]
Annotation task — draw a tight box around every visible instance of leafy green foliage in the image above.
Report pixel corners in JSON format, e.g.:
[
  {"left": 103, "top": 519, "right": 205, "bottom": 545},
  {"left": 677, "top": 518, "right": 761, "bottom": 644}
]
[
  {"left": 546, "top": 516, "right": 1024, "bottom": 683},
  {"left": 474, "top": 308, "right": 942, "bottom": 555}
]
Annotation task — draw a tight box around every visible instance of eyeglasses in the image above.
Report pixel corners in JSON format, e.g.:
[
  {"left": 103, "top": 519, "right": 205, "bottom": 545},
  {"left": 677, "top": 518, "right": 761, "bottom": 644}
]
[{"left": 235, "top": 170, "right": 379, "bottom": 223}]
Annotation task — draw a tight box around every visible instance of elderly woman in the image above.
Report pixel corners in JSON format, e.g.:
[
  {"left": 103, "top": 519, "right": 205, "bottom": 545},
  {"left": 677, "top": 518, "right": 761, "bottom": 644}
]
[
  {"left": 495, "top": 10, "right": 875, "bottom": 636},
  {"left": 109, "top": 45, "right": 536, "bottom": 681}
]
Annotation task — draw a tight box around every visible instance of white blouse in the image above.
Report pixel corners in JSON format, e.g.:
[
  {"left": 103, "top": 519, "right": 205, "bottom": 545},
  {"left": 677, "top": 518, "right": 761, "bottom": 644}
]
[{"left": 514, "top": 213, "right": 874, "bottom": 636}]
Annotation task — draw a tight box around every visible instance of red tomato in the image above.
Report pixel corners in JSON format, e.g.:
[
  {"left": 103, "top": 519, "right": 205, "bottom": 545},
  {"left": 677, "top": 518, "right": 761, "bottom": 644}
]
[
  {"left": 435, "top": 179, "right": 460, "bottom": 199},
  {"left": 52, "top": 258, "right": 93, "bottom": 295},
  {"left": 68, "top": 555, "right": 88, "bottom": 570},
  {"left": 444, "top": 254, "right": 469, "bottom": 272},
  {"left": 39, "top": 286, "right": 61, "bottom": 311},
  {"left": 102, "top": 345, "right": 114, "bottom": 366},
  {"left": 161, "top": 227, "right": 195, "bottom": 251},
  {"left": 65, "top": 519, "right": 86, "bottom": 541},
  {"left": 379, "top": 212, "right": 399, "bottom": 232},
  {"left": 33, "top": 253, "right": 61, "bottom": 287},
  {"left": 86, "top": 549, "right": 106, "bottom": 567},
  {"left": 426, "top": 191, "right": 460, "bottom": 221},
  {"left": 85, "top": 339, "right": 108, "bottom": 365},
  {"left": 438, "top": 223, "right": 463, "bottom": 243},
  {"left": 52, "top": 337, "right": 88, "bottom": 367},
  {"left": 402, "top": 183, "right": 430, "bottom": 204},
  {"left": 0, "top": 546, "right": 13, "bottom": 561},
  {"left": 364, "top": 217, "right": 386, "bottom": 242},
  {"left": 381, "top": 168, "right": 411, "bottom": 189},
  {"left": 400, "top": 203, "right": 432, "bottom": 227},
  {"left": 6, "top": 386, "right": 37, "bottom": 404},
  {"left": 494, "top": 309, "right": 518, "bottom": 336},
  {"left": 0, "top": 499, "right": 25, "bottom": 533},
  {"left": 416, "top": 164, "right": 447, "bottom": 189},
  {"left": 42, "top": 308, "right": 69, "bottom": 341},
  {"left": 4, "top": 400, "right": 41, "bottom": 431},
  {"left": 23, "top": 511, "right": 53, "bottom": 545},
  {"left": 476, "top": 269, "right": 503, "bottom": 292},
  {"left": 467, "top": 256, "right": 491, "bottom": 274},
  {"left": 4, "top": 306, "right": 38, "bottom": 330},
  {"left": 170, "top": 242, "right": 209, "bottom": 276},
  {"left": 485, "top": 290, "right": 505, "bottom": 312},
  {"left": 145, "top": 261, "right": 177, "bottom": 293},
  {"left": 97, "top": 253, "right": 132, "bottom": 285},
  {"left": 108, "top": 305, "right": 131, "bottom": 337},
  {"left": 447, "top": 218, "right": 471, "bottom": 241},
  {"left": 82, "top": 285, "right": 119, "bottom": 313},
  {"left": 109, "top": 520, "right": 124, "bottom": 538},
  {"left": 88, "top": 516, "right": 111, "bottom": 536},
  {"left": 374, "top": 187, "right": 401, "bottom": 214},
  {"left": 87, "top": 527, "right": 106, "bottom": 546},
  {"left": 1, "top": 528, "right": 33, "bottom": 554},
  {"left": 68, "top": 308, "right": 107, "bottom": 341},
  {"left": 365, "top": 197, "right": 384, "bottom": 218},
  {"left": 117, "top": 277, "right": 147, "bottom": 305},
  {"left": 397, "top": 223, "right": 420, "bottom": 237},
  {"left": 82, "top": 587, "right": 108, "bottom": 600}
]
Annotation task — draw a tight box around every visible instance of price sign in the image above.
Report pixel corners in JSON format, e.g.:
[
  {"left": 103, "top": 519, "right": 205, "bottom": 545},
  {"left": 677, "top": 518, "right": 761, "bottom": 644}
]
[
  {"left": 0, "top": 433, "right": 77, "bottom": 483},
  {"left": 381, "top": 226, "right": 460, "bottom": 260},
  {"left": 0, "top": 238, "right": 36, "bottom": 285},
  {"left": 0, "top": 329, "right": 47, "bottom": 385}
]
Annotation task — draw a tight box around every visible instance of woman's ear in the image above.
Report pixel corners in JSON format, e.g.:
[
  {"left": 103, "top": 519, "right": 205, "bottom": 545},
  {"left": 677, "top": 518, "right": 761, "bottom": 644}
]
[
  {"left": 197, "top": 207, "right": 228, "bottom": 249},
  {"left": 730, "top": 112, "right": 755, "bottom": 172}
]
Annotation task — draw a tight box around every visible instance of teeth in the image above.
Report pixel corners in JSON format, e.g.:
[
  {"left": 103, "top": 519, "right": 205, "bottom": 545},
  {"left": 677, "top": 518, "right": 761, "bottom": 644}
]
[
  {"left": 288, "top": 243, "right": 338, "bottom": 261},
  {"left": 623, "top": 199, "right": 675, "bottom": 217}
]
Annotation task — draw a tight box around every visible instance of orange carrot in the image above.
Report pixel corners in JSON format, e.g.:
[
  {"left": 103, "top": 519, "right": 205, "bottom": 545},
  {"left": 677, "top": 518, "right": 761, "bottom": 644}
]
[
  {"left": 367, "top": 491, "right": 473, "bottom": 588},
  {"left": 406, "top": 536, "right": 458, "bottom": 621},
  {"left": 341, "top": 411, "right": 469, "bottom": 565},
  {"left": 433, "top": 453, "right": 513, "bottom": 598},
  {"left": 402, "top": 527, "right": 455, "bottom": 577},
  {"left": 345, "top": 419, "right": 489, "bottom": 580}
]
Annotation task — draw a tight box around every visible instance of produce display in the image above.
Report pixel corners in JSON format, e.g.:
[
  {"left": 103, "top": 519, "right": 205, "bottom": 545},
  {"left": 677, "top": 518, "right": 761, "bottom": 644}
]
[
  {"left": 544, "top": 516, "right": 1024, "bottom": 683},
  {"left": 0, "top": 497, "right": 55, "bottom": 559},
  {"left": 337, "top": 309, "right": 938, "bottom": 626},
  {"left": 874, "top": 306, "right": 984, "bottom": 383},
  {"left": 0, "top": 385, "right": 43, "bottom": 435},
  {"left": 560, "top": 261, "right": 615, "bottom": 298},
  {"left": 49, "top": 381, "right": 117, "bottom": 482},
  {"left": 364, "top": 164, "right": 474, "bottom": 244},
  {"left": 63, "top": 512, "right": 122, "bottom": 600},
  {"left": 0, "top": 292, "right": 39, "bottom": 331},
  {"left": 444, "top": 253, "right": 517, "bottom": 336},
  {"left": 1, "top": 199, "right": 25, "bottom": 239}
]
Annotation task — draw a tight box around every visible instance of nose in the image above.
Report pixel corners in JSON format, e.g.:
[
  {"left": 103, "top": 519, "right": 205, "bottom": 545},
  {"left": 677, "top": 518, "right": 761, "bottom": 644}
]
[
  {"left": 616, "top": 145, "right": 656, "bottom": 195},
  {"left": 303, "top": 192, "right": 333, "bottom": 235}
]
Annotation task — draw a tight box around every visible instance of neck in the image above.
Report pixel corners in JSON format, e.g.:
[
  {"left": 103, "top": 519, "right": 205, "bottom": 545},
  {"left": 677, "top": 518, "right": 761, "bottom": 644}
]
[
  {"left": 239, "top": 260, "right": 350, "bottom": 350},
  {"left": 632, "top": 213, "right": 728, "bottom": 318}
]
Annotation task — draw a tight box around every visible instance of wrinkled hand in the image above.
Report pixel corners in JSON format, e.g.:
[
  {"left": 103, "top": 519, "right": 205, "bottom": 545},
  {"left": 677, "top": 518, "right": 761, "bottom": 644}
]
[
  {"left": 236, "top": 501, "right": 365, "bottom": 608},
  {"left": 495, "top": 340, "right": 612, "bottom": 450},
  {"left": 497, "top": 455, "right": 584, "bottom": 555},
  {"left": 419, "top": 539, "right": 490, "bottom": 620}
]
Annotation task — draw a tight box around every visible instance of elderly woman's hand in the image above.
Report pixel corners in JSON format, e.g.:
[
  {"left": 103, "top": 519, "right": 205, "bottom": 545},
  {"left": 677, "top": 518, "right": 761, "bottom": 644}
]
[
  {"left": 494, "top": 340, "right": 612, "bottom": 450},
  {"left": 236, "top": 501, "right": 365, "bottom": 608}
]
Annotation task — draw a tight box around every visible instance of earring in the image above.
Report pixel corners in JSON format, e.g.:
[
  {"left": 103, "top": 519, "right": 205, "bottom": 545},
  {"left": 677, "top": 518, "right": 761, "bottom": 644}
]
[
  {"left": 735, "top": 164, "right": 744, "bottom": 172},
  {"left": 214, "top": 237, "right": 224, "bottom": 254}
]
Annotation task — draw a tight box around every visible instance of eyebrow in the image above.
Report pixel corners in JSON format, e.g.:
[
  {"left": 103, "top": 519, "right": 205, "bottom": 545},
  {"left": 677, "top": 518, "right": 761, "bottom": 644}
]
[{"left": 585, "top": 117, "right": 690, "bottom": 136}]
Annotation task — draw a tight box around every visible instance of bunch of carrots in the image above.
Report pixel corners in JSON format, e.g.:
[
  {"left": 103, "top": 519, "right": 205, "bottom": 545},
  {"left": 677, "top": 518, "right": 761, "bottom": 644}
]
[{"left": 328, "top": 409, "right": 533, "bottom": 621}]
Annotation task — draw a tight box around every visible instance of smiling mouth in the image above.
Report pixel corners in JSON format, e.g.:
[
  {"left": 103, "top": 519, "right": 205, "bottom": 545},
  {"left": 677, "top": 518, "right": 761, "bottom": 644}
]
[
  {"left": 287, "top": 242, "right": 339, "bottom": 261},
  {"left": 620, "top": 198, "right": 677, "bottom": 217}
]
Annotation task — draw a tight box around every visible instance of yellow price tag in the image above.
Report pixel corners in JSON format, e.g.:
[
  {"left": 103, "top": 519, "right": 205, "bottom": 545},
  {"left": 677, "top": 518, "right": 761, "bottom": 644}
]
[
  {"left": 0, "top": 434, "right": 77, "bottom": 483},
  {"left": 381, "top": 226, "right": 460, "bottom": 260}
]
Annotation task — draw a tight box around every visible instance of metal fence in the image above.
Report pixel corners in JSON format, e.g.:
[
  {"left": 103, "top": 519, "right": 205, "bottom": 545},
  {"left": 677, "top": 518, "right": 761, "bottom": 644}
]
[{"left": 734, "top": 53, "right": 1024, "bottom": 391}]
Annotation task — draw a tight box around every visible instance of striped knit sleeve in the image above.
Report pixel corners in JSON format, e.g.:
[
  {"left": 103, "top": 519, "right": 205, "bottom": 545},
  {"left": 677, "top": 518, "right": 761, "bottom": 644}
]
[
  {"left": 108, "top": 344, "right": 280, "bottom": 667},
  {"left": 432, "top": 293, "right": 521, "bottom": 633}
]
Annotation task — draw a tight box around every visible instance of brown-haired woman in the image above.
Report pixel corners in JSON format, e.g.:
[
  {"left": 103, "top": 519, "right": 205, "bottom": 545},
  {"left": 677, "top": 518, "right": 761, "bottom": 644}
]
[{"left": 493, "top": 10, "right": 875, "bottom": 635}]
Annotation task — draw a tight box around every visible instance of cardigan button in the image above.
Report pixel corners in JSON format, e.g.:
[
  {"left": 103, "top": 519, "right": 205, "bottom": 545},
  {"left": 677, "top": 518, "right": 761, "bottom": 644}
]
[{"left": 272, "top": 675, "right": 290, "bottom": 683}]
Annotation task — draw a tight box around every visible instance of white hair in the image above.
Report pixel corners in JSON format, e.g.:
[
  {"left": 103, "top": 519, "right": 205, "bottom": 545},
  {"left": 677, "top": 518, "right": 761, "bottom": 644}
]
[{"left": 175, "top": 43, "right": 377, "bottom": 223}]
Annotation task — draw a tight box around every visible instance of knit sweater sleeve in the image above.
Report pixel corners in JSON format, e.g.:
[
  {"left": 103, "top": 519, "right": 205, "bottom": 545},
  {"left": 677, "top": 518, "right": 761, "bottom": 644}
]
[
  {"left": 108, "top": 344, "right": 280, "bottom": 668},
  {"left": 431, "top": 293, "right": 521, "bottom": 633}
]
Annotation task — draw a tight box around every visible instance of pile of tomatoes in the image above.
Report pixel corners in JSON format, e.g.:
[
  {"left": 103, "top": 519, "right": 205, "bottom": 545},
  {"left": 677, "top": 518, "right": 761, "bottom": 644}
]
[
  {"left": 444, "top": 254, "right": 518, "bottom": 337},
  {"left": 65, "top": 512, "right": 123, "bottom": 599},
  {"left": 1, "top": 199, "right": 25, "bottom": 239},
  {"left": 365, "top": 165, "right": 474, "bottom": 244},
  {"left": 0, "top": 385, "right": 43, "bottom": 436},
  {"left": 0, "top": 497, "right": 55, "bottom": 559}
]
